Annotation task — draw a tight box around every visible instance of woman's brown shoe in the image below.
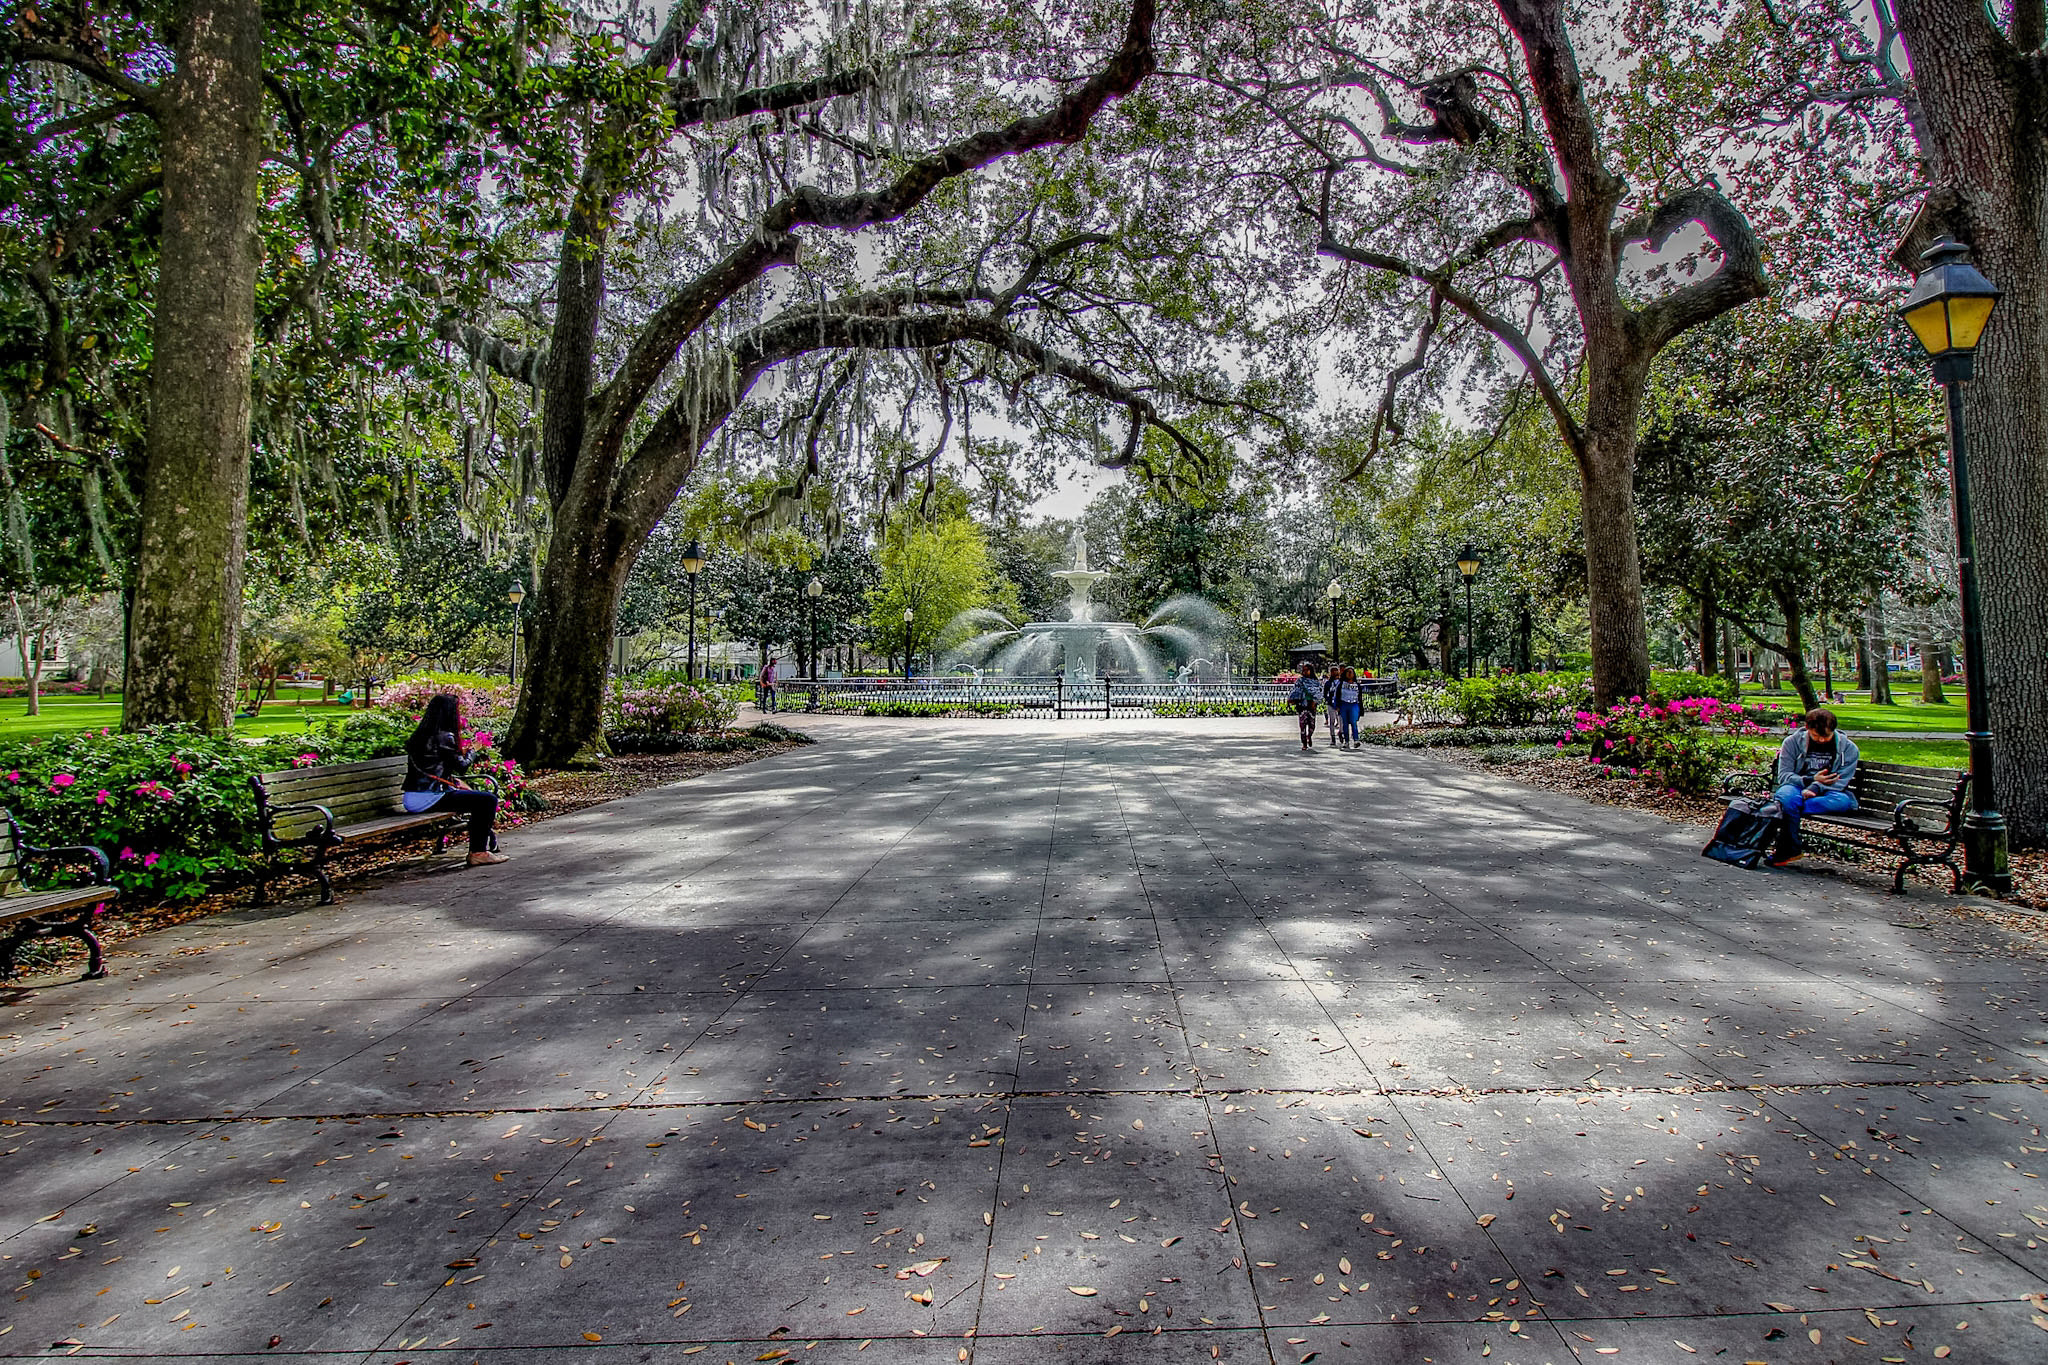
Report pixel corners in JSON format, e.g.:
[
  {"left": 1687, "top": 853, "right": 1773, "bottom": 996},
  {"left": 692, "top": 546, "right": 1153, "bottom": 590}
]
[{"left": 467, "top": 851, "right": 510, "bottom": 867}]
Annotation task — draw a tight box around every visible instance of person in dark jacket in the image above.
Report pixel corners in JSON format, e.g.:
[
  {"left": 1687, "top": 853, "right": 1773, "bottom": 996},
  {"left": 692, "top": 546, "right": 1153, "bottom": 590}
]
[
  {"left": 403, "top": 694, "right": 509, "bottom": 866},
  {"left": 1287, "top": 668, "right": 1320, "bottom": 751}
]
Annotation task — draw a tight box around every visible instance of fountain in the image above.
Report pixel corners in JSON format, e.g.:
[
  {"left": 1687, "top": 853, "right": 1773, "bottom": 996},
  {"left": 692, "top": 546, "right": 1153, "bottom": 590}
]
[{"left": 945, "top": 530, "right": 1223, "bottom": 683}]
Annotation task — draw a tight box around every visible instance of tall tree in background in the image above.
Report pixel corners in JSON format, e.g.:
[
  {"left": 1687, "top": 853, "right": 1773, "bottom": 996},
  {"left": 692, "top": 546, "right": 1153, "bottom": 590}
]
[{"left": 1218, "top": 0, "right": 1767, "bottom": 710}]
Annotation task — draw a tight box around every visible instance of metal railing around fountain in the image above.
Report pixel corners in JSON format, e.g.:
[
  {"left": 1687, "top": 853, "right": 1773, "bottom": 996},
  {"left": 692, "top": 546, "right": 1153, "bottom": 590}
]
[{"left": 773, "top": 677, "right": 1399, "bottom": 719}]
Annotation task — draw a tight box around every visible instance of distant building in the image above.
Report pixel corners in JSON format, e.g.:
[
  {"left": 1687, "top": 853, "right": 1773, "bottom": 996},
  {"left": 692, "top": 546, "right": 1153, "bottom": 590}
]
[{"left": 0, "top": 635, "right": 67, "bottom": 679}]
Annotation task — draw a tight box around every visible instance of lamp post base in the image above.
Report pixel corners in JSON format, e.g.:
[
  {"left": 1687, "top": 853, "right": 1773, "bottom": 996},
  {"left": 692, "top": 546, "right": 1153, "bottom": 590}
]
[{"left": 1960, "top": 811, "right": 2011, "bottom": 896}]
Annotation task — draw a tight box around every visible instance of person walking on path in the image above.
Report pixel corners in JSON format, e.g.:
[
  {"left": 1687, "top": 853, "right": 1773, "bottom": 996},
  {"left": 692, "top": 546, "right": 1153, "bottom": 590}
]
[
  {"left": 402, "top": 694, "right": 509, "bottom": 867},
  {"left": 1336, "top": 666, "right": 1364, "bottom": 749},
  {"left": 1322, "top": 666, "right": 1343, "bottom": 747},
  {"left": 1287, "top": 668, "right": 1321, "bottom": 751},
  {"left": 1767, "top": 707, "right": 1859, "bottom": 867},
  {"left": 759, "top": 656, "right": 780, "bottom": 713}
]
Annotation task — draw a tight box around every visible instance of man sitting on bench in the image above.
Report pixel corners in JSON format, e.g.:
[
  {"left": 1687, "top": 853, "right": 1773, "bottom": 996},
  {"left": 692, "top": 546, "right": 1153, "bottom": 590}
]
[{"left": 1768, "top": 707, "right": 1859, "bottom": 867}]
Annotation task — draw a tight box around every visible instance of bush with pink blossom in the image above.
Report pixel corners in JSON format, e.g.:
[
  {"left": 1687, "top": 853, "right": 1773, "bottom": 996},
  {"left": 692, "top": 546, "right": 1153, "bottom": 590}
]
[{"left": 1557, "top": 695, "right": 1792, "bottom": 796}]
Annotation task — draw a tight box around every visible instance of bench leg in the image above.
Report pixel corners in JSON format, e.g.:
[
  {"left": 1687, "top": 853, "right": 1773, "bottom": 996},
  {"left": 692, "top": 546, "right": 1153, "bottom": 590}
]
[
  {"left": 310, "top": 845, "right": 337, "bottom": 905},
  {"left": 76, "top": 908, "right": 106, "bottom": 980},
  {"left": 0, "top": 928, "right": 18, "bottom": 982}
]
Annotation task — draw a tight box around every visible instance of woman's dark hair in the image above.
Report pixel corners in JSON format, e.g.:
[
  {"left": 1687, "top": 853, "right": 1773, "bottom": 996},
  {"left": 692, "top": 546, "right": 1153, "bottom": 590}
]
[{"left": 407, "top": 694, "right": 462, "bottom": 758}]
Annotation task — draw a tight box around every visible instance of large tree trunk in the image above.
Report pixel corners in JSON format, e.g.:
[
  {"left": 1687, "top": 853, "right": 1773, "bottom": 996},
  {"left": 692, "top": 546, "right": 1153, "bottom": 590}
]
[
  {"left": 1697, "top": 587, "right": 1717, "bottom": 674},
  {"left": 1865, "top": 597, "right": 1895, "bottom": 705},
  {"left": 122, "top": 0, "right": 263, "bottom": 734},
  {"left": 1916, "top": 611, "right": 1948, "bottom": 703},
  {"left": 1895, "top": 0, "right": 2048, "bottom": 845},
  {"left": 1772, "top": 593, "right": 1821, "bottom": 712},
  {"left": 1578, "top": 379, "right": 1653, "bottom": 706},
  {"left": 503, "top": 500, "right": 639, "bottom": 767}
]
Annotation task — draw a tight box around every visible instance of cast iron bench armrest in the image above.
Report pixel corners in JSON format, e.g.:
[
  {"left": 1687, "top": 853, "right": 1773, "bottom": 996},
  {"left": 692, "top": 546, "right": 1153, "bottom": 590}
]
[
  {"left": 1890, "top": 795, "right": 1962, "bottom": 837},
  {"left": 263, "top": 800, "right": 337, "bottom": 845},
  {"left": 15, "top": 838, "right": 112, "bottom": 886}
]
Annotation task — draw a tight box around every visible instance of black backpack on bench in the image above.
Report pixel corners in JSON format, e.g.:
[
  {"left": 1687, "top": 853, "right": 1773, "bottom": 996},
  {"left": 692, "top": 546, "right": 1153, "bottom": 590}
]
[{"left": 1703, "top": 797, "right": 1782, "bottom": 869}]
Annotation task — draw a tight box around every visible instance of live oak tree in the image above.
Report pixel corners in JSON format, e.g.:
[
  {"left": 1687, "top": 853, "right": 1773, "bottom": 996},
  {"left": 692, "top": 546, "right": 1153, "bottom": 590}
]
[
  {"left": 444, "top": 1, "right": 1217, "bottom": 766},
  {"left": 4, "top": 2, "right": 559, "bottom": 731},
  {"left": 1209, "top": 0, "right": 1767, "bottom": 707}
]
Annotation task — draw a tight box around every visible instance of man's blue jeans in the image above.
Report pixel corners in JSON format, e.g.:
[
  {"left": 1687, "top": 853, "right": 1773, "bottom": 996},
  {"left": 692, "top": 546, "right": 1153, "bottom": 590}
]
[{"left": 1774, "top": 783, "right": 1857, "bottom": 845}]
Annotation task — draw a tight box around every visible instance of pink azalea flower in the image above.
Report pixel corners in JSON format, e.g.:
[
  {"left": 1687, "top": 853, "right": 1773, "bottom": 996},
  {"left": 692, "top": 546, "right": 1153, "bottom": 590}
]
[
  {"left": 119, "top": 846, "right": 136, "bottom": 861},
  {"left": 174, "top": 761, "right": 193, "bottom": 775},
  {"left": 143, "top": 851, "right": 160, "bottom": 868},
  {"left": 50, "top": 772, "right": 76, "bottom": 789},
  {"left": 95, "top": 789, "right": 111, "bottom": 805}
]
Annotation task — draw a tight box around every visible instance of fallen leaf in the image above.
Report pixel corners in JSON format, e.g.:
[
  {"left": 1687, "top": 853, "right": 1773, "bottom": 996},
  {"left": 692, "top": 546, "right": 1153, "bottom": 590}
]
[
  {"left": 1476, "top": 1213, "right": 1496, "bottom": 1228},
  {"left": 582, "top": 1331, "right": 602, "bottom": 1342},
  {"left": 895, "top": 1259, "right": 946, "bottom": 1279},
  {"left": 266, "top": 1282, "right": 292, "bottom": 1296},
  {"left": 1068, "top": 1286, "right": 1098, "bottom": 1296},
  {"left": 1766, "top": 1302, "right": 1797, "bottom": 1313}
]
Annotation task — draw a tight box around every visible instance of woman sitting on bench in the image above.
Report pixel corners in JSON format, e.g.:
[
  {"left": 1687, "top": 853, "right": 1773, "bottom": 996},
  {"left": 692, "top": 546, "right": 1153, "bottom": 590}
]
[
  {"left": 1768, "top": 707, "right": 1859, "bottom": 867},
  {"left": 403, "top": 694, "right": 510, "bottom": 867}
]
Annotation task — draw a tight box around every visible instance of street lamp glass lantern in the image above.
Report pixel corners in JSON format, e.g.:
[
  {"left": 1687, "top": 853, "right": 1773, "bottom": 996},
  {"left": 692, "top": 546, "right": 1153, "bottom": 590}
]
[
  {"left": 1900, "top": 238, "right": 2001, "bottom": 368},
  {"left": 681, "top": 539, "right": 705, "bottom": 575},
  {"left": 1456, "top": 545, "right": 1481, "bottom": 581},
  {"left": 1249, "top": 607, "right": 1261, "bottom": 624},
  {"left": 806, "top": 577, "right": 824, "bottom": 599},
  {"left": 1325, "top": 579, "right": 1342, "bottom": 601},
  {"left": 506, "top": 580, "right": 525, "bottom": 607}
]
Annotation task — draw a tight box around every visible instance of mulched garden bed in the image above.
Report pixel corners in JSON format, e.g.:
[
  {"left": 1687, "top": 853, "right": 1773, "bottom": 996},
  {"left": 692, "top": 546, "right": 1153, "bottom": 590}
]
[
  {"left": 1423, "top": 744, "right": 2048, "bottom": 939},
  {"left": 2, "top": 739, "right": 811, "bottom": 987}
]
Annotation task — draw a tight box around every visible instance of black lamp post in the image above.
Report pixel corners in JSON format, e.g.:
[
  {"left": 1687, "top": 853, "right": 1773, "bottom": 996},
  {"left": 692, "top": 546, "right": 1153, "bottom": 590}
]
[
  {"left": 805, "top": 577, "right": 823, "bottom": 707},
  {"left": 506, "top": 579, "right": 525, "bottom": 687},
  {"left": 681, "top": 539, "right": 705, "bottom": 682},
  {"left": 1249, "top": 606, "right": 1261, "bottom": 682},
  {"left": 1899, "top": 236, "right": 2009, "bottom": 892},
  {"left": 1456, "top": 545, "right": 1481, "bottom": 679},
  {"left": 1325, "top": 579, "right": 1342, "bottom": 665},
  {"left": 903, "top": 606, "right": 915, "bottom": 678}
]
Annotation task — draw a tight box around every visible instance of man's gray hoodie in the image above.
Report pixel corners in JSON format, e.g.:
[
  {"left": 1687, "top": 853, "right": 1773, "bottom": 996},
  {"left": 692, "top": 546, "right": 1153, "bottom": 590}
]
[{"left": 1777, "top": 729, "right": 1859, "bottom": 796}]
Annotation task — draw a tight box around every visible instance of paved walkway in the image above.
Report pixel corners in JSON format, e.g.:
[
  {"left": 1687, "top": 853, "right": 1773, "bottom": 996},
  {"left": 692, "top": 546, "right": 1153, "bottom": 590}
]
[{"left": 3, "top": 716, "right": 2045, "bottom": 1364}]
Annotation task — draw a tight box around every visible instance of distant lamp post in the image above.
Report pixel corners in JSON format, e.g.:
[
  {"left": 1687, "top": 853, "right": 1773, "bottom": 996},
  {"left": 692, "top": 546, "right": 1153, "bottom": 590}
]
[
  {"left": 1899, "top": 236, "right": 2008, "bottom": 892},
  {"left": 1325, "top": 579, "right": 1342, "bottom": 664},
  {"left": 1456, "top": 545, "right": 1482, "bottom": 679},
  {"left": 681, "top": 539, "right": 705, "bottom": 682},
  {"left": 1249, "top": 606, "right": 1262, "bottom": 681},
  {"left": 506, "top": 580, "right": 526, "bottom": 687},
  {"left": 903, "top": 606, "right": 916, "bottom": 678},
  {"left": 805, "top": 577, "right": 824, "bottom": 706}
]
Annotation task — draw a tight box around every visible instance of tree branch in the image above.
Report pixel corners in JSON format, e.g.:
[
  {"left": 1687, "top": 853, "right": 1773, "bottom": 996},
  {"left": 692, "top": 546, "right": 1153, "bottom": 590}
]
[
  {"left": 438, "top": 320, "right": 549, "bottom": 390},
  {"left": 674, "top": 67, "right": 876, "bottom": 128},
  {"left": 8, "top": 39, "right": 165, "bottom": 114},
  {"left": 1626, "top": 185, "right": 1770, "bottom": 352}
]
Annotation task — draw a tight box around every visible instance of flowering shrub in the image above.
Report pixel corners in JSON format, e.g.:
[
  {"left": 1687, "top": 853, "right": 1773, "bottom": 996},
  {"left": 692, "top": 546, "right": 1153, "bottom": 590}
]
[
  {"left": 377, "top": 677, "right": 516, "bottom": 729},
  {"left": 0, "top": 711, "right": 535, "bottom": 903},
  {"left": 0, "top": 679, "right": 93, "bottom": 698},
  {"left": 607, "top": 682, "right": 739, "bottom": 739},
  {"left": 1556, "top": 696, "right": 1790, "bottom": 796},
  {"left": 1399, "top": 669, "right": 1740, "bottom": 728}
]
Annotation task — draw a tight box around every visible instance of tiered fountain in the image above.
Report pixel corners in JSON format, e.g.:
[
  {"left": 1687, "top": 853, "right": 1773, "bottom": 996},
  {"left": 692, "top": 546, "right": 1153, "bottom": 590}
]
[{"left": 948, "top": 530, "right": 1218, "bottom": 682}]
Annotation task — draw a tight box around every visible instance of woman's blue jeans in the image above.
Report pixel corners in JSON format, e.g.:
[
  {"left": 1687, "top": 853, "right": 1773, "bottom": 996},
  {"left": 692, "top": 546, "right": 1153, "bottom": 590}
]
[
  {"left": 1774, "top": 783, "right": 1857, "bottom": 845},
  {"left": 1339, "top": 702, "right": 1362, "bottom": 744}
]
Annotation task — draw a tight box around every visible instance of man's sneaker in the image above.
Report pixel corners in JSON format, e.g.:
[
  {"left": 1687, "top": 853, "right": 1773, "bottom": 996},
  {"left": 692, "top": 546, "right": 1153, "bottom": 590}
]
[{"left": 1767, "top": 851, "right": 1806, "bottom": 867}]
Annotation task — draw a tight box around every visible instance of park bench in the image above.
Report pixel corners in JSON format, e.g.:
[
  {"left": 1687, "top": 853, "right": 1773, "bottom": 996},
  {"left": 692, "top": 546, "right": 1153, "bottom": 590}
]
[
  {"left": 1725, "top": 757, "right": 1970, "bottom": 892},
  {"left": 0, "top": 812, "right": 115, "bottom": 981},
  {"left": 251, "top": 755, "right": 498, "bottom": 906}
]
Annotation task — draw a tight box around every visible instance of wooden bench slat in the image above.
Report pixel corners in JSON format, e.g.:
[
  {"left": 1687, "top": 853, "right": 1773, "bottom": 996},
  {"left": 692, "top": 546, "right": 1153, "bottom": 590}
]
[
  {"left": 256, "top": 754, "right": 409, "bottom": 785},
  {"left": 0, "top": 885, "right": 118, "bottom": 924}
]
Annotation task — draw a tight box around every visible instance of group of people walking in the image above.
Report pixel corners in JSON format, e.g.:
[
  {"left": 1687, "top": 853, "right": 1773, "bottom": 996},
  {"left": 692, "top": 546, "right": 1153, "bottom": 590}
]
[{"left": 1287, "top": 664, "right": 1370, "bottom": 750}]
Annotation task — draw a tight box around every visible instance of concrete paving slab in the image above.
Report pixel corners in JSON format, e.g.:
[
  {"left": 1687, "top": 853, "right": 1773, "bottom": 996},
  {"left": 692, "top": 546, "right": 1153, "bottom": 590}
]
[{"left": 2, "top": 714, "right": 2045, "bottom": 1363}]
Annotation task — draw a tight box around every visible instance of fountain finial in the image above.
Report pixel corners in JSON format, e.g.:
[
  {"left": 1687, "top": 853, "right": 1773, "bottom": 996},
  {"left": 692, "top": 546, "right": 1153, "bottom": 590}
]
[{"left": 1068, "top": 528, "right": 1090, "bottom": 574}]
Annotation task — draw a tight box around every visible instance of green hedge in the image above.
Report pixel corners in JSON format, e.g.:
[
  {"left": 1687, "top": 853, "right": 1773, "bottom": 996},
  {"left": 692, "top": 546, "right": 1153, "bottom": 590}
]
[
  {"left": 1362, "top": 723, "right": 1571, "bottom": 749},
  {"left": 1150, "top": 700, "right": 1293, "bottom": 717}
]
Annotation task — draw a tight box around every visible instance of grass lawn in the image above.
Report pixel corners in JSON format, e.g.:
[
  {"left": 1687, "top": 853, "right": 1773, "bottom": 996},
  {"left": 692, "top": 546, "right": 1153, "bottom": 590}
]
[
  {"left": 0, "top": 687, "right": 358, "bottom": 741},
  {"left": 1850, "top": 737, "right": 1969, "bottom": 769},
  {"left": 1738, "top": 685, "right": 1967, "bottom": 733}
]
